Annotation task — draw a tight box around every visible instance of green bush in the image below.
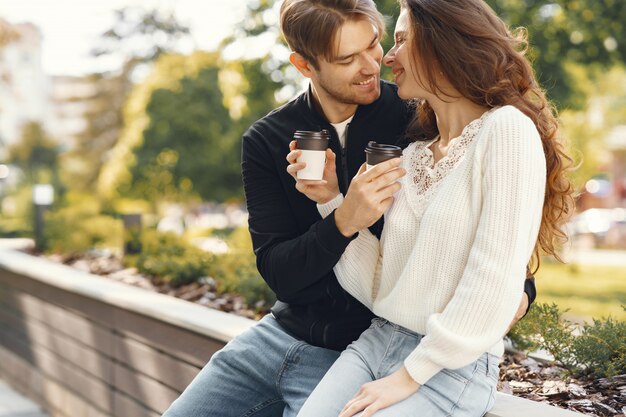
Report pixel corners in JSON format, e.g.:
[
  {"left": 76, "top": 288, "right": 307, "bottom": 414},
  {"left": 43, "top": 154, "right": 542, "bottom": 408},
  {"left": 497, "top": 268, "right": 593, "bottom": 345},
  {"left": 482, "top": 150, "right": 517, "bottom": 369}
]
[
  {"left": 509, "top": 303, "right": 626, "bottom": 378},
  {"left": 0, "top": 186, "right": 34, "bottom": 237},
  {"left": 571, "top": 314, "right": 626, "bottom": 378},
  {"left": 135, "top": 229, "right": 211, "bottom": 287},
  {"left": 208, "top": 226, "right": 276, "bottom": 308},
  {"left": 42, "top": 197, "right": 123, "bottom": 254}
]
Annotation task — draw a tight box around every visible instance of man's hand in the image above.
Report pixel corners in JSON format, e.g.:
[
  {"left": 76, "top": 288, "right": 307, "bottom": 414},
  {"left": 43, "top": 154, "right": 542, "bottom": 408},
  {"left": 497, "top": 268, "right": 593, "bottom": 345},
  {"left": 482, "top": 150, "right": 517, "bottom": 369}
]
[
  {"left": 339, "top": 367, "right": 420, "bottom": 417},
  {"left": 286, "top": 141, "right": 340, "bottom": 204},
  {"left": 334, "top": 158, "right": 405, "bottom": 237},
  {"left": 507, "top": 292, "right": 529, "bottom": 333}
]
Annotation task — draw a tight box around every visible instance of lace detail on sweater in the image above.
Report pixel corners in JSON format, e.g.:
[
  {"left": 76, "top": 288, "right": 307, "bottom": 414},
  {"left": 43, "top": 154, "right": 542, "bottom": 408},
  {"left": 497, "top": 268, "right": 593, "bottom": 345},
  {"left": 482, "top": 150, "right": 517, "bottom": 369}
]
[{"left": 402, "top": 108, "right": 497, "bottom": 219}]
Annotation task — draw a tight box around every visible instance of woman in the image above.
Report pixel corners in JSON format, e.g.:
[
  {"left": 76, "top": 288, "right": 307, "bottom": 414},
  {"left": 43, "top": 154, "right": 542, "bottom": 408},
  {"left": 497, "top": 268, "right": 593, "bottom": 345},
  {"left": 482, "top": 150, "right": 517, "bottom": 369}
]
[{"left": 286, "top": 0, "right": 575, "bottom": 416}]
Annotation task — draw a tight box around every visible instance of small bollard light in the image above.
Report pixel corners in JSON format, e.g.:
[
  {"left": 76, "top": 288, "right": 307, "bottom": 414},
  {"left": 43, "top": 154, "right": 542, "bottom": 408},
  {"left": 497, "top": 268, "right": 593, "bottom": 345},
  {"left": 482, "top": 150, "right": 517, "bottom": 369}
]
[
  {"left": 122, "top": 213, "right": 142, "bottom": 255},
  {"left": 33, "top": 184, "right": 54, "bottom": 252}
]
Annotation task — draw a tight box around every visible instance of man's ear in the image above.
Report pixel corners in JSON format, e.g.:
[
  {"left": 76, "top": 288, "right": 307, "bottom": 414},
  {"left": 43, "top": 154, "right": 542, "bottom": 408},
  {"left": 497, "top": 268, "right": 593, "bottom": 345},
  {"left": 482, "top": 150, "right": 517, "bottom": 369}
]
[{"left": 289, "top": 52, "right": 316, "bottom": 78}]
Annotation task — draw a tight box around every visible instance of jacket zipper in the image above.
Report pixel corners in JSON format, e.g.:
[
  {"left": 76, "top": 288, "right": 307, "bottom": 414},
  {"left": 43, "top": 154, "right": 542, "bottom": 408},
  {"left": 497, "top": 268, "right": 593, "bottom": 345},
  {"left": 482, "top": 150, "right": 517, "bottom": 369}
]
[{"left": 340, "top": 123, "right": 350, "bottom": 192}]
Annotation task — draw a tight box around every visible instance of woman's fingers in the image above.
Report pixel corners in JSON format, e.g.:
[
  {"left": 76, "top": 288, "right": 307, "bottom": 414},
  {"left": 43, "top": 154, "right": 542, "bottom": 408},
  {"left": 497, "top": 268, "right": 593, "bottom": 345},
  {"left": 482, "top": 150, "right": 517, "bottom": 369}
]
[
  {"left": 371, "top": 167, "right": 405, "bottom": 192},
  {"left": 339, "top": 395, "right": 373, "bottom": 417},
  {"left": 359, "top": 157, "right": 402, "bottom": 181}
]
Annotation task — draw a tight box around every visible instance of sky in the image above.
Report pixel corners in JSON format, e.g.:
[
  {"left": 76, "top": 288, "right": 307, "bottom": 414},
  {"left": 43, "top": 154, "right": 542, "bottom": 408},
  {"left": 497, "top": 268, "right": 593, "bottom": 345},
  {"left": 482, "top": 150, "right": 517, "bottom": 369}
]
[{"left": 0, "top": 0, "right": 255, "bottom": 76}]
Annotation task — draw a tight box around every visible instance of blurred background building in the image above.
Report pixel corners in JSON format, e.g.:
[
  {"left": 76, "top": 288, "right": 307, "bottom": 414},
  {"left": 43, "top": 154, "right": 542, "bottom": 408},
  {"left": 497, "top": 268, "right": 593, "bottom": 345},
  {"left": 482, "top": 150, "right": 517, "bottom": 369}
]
[{"left": 0, "top": 19, "right": 49, "bottom": 154}]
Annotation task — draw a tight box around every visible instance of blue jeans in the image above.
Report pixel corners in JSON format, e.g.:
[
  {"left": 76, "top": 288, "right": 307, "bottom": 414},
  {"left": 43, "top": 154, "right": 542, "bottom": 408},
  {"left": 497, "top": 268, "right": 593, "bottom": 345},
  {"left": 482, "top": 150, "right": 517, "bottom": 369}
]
[
  {"left": 297, "top": 318, "right": 499, "bottom": 417},
  {"left": 161, "top": 314, "right": 340, "bottom": 417}
]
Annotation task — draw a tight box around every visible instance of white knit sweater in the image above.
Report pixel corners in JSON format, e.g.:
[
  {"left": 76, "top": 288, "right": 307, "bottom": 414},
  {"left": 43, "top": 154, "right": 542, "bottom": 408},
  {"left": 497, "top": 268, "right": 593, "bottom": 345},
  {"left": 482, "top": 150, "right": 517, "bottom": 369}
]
[{"left": 318, "top": 106, "right": 546, "bottom": 385}]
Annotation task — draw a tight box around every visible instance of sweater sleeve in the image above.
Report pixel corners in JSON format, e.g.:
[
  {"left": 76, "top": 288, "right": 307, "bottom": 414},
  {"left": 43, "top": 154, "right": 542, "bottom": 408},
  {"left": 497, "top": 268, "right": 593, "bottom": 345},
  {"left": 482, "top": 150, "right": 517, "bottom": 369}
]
[
  {"left": 404, "top": 108, "right": 547, "bottom": 385},
  {"left": 317, "top": 194, "right": 381, "bottom": 310}
]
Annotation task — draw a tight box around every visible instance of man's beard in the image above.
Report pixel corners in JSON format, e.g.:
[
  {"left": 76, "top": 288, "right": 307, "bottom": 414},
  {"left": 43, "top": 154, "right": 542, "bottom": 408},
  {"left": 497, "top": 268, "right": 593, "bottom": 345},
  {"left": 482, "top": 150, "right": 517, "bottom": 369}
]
[{"left": 317, "top": 74, "right": 379, "bottom": 106}]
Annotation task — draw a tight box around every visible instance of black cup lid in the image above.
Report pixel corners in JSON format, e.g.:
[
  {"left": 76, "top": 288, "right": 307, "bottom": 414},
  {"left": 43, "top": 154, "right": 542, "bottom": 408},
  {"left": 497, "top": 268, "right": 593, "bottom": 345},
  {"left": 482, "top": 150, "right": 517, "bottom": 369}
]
[
  {"left": 365, "top": 141, "right": 402, "bottom": 157},
  {"left": 294, "top": 130, "right": 330, "bottom": 151}
]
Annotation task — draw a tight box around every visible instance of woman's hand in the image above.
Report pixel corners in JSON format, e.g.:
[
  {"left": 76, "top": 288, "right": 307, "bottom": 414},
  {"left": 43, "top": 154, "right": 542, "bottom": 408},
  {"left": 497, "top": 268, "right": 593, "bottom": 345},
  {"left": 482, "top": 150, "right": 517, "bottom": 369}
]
[
  {"left": 334, "top": 158, "right": 405, "bottom": 237},
  {"left": 286, "top": 140, "right": 340, "bottom": 204},
  {"left": 339, "top": 367, "right": 421, "bottom": 417}
]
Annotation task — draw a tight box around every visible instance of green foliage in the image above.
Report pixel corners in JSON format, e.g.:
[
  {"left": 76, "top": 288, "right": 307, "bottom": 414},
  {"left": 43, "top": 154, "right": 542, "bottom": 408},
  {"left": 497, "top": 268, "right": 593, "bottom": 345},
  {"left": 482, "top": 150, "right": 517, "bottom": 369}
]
[
  {"left": 63, "top": 7, "right": 192, "bottom": 192},
  {"left": 508, "top": 303, "right": 576, "bottom": 356},
  {"left": 130, "top": 63, "right": 240, "bottom": 201},
  {"left": 208, "top": 226, "right": 276, "bottom": 308},
  {"left": 6, "top": 122, "right": 61, "bottom": 186},
  {"left": 239, "top": 0, "right": 626, "bottom": 109},
  {"left": 509, "top": 303, "right": 626, "bottom": 378},
  {"left": 210, "top": 253, "right": 275, "bottom": 308},
  {"left": 42, "top": 195, "right": 123, "bottom": 254},
  {"left": 99, "top": 52, "right": 278, "bottom": 203},
  {"left": 572, "top": 314, "right": 626, "bottom": 378},
  {"left": 0, "top": 186, "right": 34, "bottom": 237},
  {"left": 131, "top": 226, "right": 274, "bottom": 307},
  {"left": 135, "top": 229, "right": 211, "bottom": 287}
]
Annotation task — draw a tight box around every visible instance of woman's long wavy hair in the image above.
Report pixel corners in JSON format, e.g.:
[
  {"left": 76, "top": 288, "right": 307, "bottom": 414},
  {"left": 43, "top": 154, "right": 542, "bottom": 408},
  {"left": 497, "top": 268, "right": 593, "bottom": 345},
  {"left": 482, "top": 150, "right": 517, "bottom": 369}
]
[{"left": 401, "top": 0, "right": 576, "bottom": 272}]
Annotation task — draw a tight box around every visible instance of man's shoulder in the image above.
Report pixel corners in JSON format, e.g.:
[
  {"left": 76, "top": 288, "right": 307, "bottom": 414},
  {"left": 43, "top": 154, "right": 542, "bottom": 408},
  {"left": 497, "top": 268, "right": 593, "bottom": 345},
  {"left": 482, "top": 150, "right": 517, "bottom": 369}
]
[{"left": 243, "top": 93, "right": 307, "bottom": 141}]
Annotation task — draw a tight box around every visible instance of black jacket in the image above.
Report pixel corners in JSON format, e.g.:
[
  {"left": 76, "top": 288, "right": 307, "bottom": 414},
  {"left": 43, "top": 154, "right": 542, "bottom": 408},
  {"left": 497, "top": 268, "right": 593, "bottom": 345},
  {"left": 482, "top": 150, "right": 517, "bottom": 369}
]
[{"left": 241, "top": 81, "right": 536, "bottom": 351}]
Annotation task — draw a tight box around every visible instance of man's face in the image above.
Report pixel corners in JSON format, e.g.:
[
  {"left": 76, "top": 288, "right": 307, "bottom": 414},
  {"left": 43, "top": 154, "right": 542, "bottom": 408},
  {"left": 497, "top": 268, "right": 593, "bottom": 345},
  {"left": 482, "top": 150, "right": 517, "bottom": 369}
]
[{"left": 311, "top": 19, "right": 383, "bottom": 106}]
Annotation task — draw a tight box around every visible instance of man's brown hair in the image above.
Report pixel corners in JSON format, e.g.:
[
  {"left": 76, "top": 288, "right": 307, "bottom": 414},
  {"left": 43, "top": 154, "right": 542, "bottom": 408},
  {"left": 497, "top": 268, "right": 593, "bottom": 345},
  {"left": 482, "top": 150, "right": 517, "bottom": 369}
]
[{"left": 280, "top": 0, "right": 385, "bottom": 68}]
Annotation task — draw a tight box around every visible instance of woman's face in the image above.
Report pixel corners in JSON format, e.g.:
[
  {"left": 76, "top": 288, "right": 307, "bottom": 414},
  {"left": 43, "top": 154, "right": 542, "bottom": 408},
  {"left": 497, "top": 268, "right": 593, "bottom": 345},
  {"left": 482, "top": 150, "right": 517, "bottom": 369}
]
[{"left": 383, "top": 9, "right": 432, "bottom": 100}]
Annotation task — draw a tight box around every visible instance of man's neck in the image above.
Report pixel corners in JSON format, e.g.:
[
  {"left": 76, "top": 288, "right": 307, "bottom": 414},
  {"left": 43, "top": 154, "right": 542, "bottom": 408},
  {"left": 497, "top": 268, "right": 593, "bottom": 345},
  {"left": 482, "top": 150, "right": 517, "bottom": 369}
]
[{"left": 311, "top": 83, "right": 358, "bottom": 124}]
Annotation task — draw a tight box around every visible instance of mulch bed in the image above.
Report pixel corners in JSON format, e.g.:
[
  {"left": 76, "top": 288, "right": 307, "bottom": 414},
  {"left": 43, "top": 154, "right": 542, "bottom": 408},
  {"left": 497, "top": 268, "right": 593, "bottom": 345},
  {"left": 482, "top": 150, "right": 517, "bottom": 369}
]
[
  {"left": 500, "top": 353, "right": 625, "bottom": 416},
  {"left": 43, "top": 250, "right": 626, "bottom": 416}
]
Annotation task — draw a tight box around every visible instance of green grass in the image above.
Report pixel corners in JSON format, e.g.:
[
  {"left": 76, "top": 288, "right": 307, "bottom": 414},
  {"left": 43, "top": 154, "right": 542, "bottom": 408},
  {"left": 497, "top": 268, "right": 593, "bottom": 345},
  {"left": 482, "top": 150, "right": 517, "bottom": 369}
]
[{"left": 535, "top": 261, "right": 626, "bottom": 322}]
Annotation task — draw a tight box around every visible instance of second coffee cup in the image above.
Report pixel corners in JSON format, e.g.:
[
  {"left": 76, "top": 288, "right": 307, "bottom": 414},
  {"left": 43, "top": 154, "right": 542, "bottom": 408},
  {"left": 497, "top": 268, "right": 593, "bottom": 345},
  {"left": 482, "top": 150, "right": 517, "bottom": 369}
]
[
  {"left": 295, "top": 130, "right": 330, "bottom": 180},
  {"left": 365, "top": 141, "right": 402, "bottom": 170}
]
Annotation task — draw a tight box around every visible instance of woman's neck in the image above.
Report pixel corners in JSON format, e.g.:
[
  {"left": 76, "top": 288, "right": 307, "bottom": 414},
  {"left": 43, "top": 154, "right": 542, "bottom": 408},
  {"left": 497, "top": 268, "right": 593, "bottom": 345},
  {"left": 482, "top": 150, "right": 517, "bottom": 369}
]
[{"left": 429, "top": 97, "right": 489, "bottom": 147}]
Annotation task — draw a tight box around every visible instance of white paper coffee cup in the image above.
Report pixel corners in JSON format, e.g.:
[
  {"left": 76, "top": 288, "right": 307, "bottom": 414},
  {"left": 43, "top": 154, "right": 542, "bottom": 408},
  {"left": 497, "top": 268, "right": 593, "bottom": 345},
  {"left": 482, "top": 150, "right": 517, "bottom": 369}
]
[{"left": 297, "top": 150, "right": 326, "bottom": 180}]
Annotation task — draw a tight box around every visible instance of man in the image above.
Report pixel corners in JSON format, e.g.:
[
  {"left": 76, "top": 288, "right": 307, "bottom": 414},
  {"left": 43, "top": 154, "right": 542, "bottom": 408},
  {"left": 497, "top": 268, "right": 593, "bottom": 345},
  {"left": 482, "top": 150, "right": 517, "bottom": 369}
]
[{"left": 162, "top": 1, "right": 535, "bottom": 416}]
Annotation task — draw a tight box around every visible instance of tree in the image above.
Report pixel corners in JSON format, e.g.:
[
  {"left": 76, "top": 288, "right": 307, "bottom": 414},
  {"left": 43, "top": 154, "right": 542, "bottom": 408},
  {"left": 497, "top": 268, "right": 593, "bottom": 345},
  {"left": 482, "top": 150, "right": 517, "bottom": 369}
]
[
  {"left": 7, "top": 122, "right": 61, "bottom": 186},
  {"left": 98, "top": 52, "right": 280, "bottom": 202},
  {"left": 232, "top": 0, "right": 626, "bottom": 109},
  {"left": 63, "top": 7, "right": 191, "bottom": 192},
  {"left": 486, "top": 0, "right": 626, "bottom": 109}
]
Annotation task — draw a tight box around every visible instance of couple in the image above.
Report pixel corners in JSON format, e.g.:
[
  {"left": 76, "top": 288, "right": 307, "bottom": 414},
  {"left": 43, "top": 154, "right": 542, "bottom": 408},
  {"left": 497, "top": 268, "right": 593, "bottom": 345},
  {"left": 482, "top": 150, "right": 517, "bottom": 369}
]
[{"left": 163, "top": 0, "right": 574, "bottom": 416}]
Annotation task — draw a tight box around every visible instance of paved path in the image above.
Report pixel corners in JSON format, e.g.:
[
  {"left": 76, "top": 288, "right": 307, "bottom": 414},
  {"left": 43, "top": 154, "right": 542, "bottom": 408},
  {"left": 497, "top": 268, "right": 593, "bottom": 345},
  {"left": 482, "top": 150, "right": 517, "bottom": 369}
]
[{"left": 0, "top": 380, "right": 48, "bottom": 417}]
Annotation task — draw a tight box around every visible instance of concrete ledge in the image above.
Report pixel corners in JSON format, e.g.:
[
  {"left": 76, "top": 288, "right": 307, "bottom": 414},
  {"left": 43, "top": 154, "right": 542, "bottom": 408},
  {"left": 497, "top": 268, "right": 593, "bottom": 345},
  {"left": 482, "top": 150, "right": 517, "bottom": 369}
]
[
  {"left": 0, "top": 248, "right": 585, "bottom": 417},
  {"left": 0, "top": 249, "right": 254, "bottom": 343},
  {"left": 489, "top": 393, "right": 582, "bottom": 417}
]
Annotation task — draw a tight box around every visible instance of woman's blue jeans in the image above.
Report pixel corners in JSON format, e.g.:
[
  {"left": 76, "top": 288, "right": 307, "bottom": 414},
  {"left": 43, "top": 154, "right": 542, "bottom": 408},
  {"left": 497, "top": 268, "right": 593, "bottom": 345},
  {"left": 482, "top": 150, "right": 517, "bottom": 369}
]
[{"left": 296, "top": 318, "right": 500, "bottom": 417}]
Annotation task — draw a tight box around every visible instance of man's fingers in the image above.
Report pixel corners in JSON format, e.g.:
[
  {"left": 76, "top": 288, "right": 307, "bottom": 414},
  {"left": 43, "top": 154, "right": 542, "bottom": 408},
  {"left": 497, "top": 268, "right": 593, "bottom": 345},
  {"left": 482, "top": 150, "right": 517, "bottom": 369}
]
[
  {"left": 286, "top": 149, "right": 301, "bottom": 164},
  {"left": 297, "top": 179, "right": 328, "bottom": 186},
  {"left": 286, "top": 162, "right": 306, "bottom": 176},
  {"left": 289, "top": 140, "right": 297, "bottom": 151}
]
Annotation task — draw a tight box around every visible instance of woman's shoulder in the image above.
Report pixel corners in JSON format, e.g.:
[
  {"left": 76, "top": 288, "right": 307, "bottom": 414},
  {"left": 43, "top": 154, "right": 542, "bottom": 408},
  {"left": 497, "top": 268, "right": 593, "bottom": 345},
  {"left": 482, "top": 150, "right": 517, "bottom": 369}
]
[
  {"left": 477, "top": 106, "right": 544, "bottom": 165},
  {"left": 486, "top": 105, "right": 536, "bottom": 131}
]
